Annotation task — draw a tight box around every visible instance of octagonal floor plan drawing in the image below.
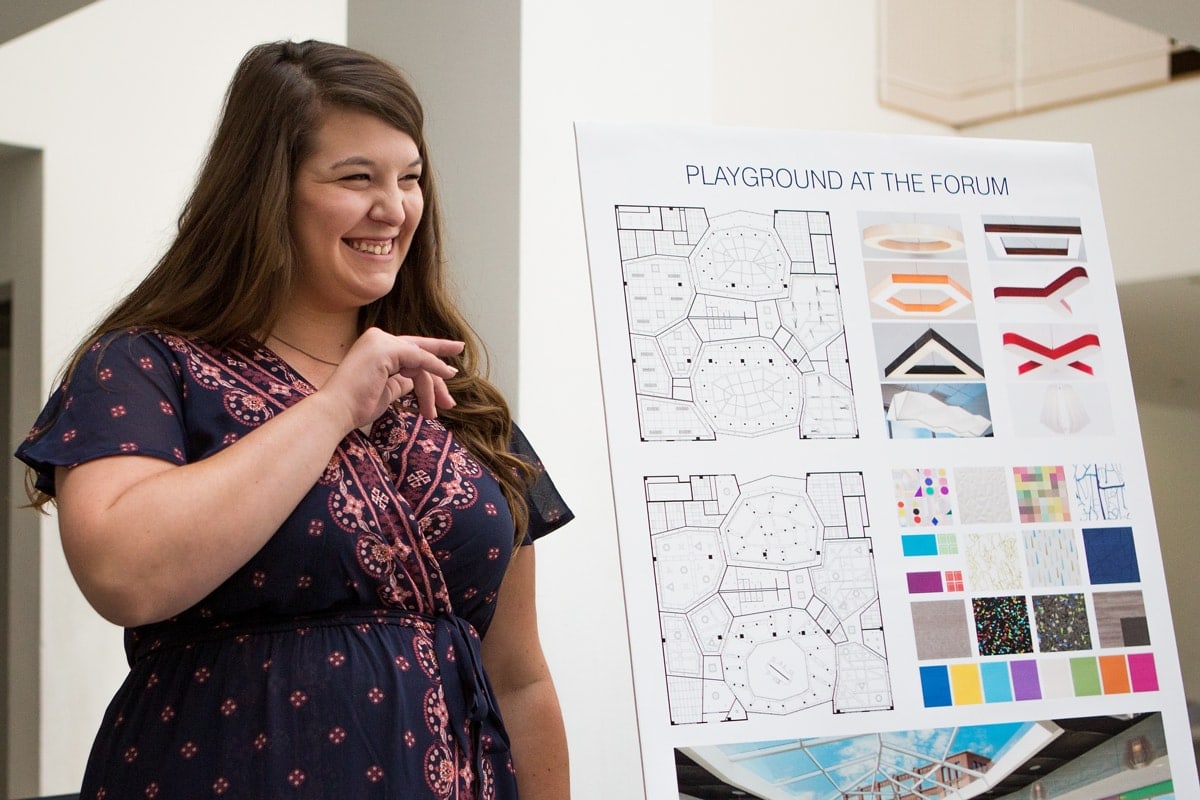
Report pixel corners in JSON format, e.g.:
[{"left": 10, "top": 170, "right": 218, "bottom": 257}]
[
  {"left": 618, "top": 206, "right": 857, "bottom": 441},
  {"left": 646, "top": 472, "right": 891, "bottom": 724}
]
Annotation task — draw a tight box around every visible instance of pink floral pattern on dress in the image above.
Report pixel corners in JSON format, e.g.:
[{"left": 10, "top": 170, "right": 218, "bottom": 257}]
[{"left": 16, "top": 329, "right": 573, "bottom": 798}]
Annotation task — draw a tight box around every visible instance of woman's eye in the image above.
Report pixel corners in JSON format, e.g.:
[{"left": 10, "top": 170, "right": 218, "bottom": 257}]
[
  {"left": 342, "top": 173, "right": 370, "bottom": 182},
  {"left": 401, "top": 173, "right": 422, "bottom": 185}
]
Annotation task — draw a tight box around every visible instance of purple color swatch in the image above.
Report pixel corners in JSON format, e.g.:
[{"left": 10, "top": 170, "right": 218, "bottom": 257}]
[
  {"left": 1010, "top": 660, "right": 1042, "bottom": 701},
  {"left": 907, "top": 571, "right": 944, "bottom": 593}
]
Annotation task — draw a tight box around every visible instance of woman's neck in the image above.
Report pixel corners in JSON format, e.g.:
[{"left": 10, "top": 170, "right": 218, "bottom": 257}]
[{"left": 264, "top": 310, "right": 359, "bottom": 368}]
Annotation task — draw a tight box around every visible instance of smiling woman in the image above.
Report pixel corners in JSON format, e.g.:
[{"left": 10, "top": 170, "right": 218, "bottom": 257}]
[
  {"left": 288, "top": 109, "right": 425, "bottom": 321},
  {"left": 14, "top": 40, "right": 572, "bottom": 800}
]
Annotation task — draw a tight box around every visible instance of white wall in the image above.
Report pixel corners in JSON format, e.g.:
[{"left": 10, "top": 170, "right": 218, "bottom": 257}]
[
  {"left": 711, "top": 1, "right": 951, "bottom": 136},
  {"left": 347, "top": 0, "right": 523, "bottom": 403},
  {"left": 518, "top": 3, "right": 715, "bottom": 798},
  {"left": 0, "top": 1, "right": 347, "bottom": 793}
]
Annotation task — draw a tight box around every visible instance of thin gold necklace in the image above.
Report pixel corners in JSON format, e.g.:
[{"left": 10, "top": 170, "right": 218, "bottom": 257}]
[{"left": 267, "top": 333, "right": 343, "bottom": 367}]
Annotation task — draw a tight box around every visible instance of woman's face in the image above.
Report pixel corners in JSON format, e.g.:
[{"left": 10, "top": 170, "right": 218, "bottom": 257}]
[{"left": 289, "top": 107, "right": 424, "bottom": 315}]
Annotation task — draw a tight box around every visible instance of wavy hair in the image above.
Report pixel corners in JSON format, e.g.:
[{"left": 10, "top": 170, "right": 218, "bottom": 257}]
[{"left": 32, "top": 40, "right": 534, "bottom": 544}]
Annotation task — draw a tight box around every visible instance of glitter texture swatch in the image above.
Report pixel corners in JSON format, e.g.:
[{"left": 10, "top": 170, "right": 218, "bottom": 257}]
[
  {"left": 1032, "top": 593, "right": 1092, "bottom": 652},
  {"left": 972, "top": 595, "right": 1033, "bottom": 656}
]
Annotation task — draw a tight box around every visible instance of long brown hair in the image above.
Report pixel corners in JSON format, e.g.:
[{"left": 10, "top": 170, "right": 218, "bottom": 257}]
[{"left": 33, "top": 40, "right": 534, "bottom": 544}]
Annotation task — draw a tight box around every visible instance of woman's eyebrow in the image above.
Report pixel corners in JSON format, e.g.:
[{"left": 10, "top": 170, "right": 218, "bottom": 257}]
[
  {"left": 329, "top": 155, "right": 374, "bottom": 169},
  {"left": 329, "top": 156, "right": 424, "bottom": 169}
]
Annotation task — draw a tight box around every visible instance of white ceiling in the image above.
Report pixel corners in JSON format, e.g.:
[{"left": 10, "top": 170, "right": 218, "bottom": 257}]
[
  {"left": 878, "top": 0, "right": 1193, "bottom": 127},
  {"left": 0, "top": 0, "right": 96, "bottom": 46},
  {"left": 1074, "top": 0, "right": 1200, "bottom": 47},
  {"left": 2, "top": 0, "right": 1195, "bottom": 51}
]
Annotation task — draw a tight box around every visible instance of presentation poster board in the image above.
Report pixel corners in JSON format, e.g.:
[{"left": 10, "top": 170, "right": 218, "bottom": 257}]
[{"left": 575, "top": 121, "right": 1198, "bottom": 800}]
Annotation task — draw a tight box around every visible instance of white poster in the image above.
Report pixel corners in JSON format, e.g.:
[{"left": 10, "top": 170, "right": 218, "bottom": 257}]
[{"left": 575, "top": 121, "right": 1198, "bottom": 800}]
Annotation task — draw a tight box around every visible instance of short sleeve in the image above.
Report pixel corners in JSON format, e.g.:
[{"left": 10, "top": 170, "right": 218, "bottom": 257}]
[
  {"left": 509, "top": 423, "right": 574, "bottom": 544},
  {"left": 15, "top": 330, "right": 189, "bottom": 497}
]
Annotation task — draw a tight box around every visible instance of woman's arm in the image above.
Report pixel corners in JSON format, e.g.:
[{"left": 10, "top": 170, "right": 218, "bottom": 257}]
[
  {"left": 54, "top": 329, "right": 462, "bottom": 627},
  {"left": 482, "top": 545, "right": 571, "bottom": 799}
]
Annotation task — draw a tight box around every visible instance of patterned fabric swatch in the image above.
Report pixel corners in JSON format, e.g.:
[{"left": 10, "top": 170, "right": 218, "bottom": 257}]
[
  {"left": 1093, "top": 590, "right": 1150, "bottom": 648},
  {"left": 964, "top": 532, "right": 1023, "bottom": 591},
  {"left": 1071, "top": 463, "right": 1131, "bottom": 522},
  {"left": 1082, "top": 526, "right": 1140, "bottom": 584},
  {"left": 1023, "top": 528, "right": 1082, "bottom": 587},
  {"left": 954, "top": 466, "right": 1013, "bottom": 524},
  {"left": 972, "top": 596, "right": 1033, "bottom": 656},
  {"left": 1032, "top": 593, "right": 1092, "bottom": 652},
  {"left": 911, "top": 600, "right": 971, "bottom": 660},
  {"left": 894, "top": 468, "right": 955, "bottom": 527},
  {"left": 1013, "top": 465, "right": 1071, "bottom": 523}
]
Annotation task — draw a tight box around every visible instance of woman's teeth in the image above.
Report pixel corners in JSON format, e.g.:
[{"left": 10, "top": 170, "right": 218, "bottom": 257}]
[{"left": 348, "top": 239, "right": 393, "bottom": 255}]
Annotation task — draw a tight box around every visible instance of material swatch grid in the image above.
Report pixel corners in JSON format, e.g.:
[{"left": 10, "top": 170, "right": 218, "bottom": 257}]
[{"left": 901, "top": 462, "right": 1151, "bottom": 707}]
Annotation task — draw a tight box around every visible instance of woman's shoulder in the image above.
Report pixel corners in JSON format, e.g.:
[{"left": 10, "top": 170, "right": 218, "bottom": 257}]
[
  {"left": 75, "top": 328, "right": 234, "bottom": 374},
  {"left": 86, "top": 326, "right": 203, "bottom": 356},
  {"left": 58, "top": 328, "right": 230, "bottom": 402},
  {"left": 16, "top": 329, "right": 204, "bottom": 490}
]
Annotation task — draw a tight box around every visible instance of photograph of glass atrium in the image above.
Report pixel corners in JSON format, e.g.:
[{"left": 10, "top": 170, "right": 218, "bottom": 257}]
[{"left": 677, "top": 712, "right": 1173, "bottom": 799}]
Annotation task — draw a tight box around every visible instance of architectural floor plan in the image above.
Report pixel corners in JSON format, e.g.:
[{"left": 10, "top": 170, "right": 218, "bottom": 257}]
[
  {"left": 646, "top": 472, "right": 891, "bottom": 724},
  {"left": 618, "top": 206, "right": 857, "bottom": 440}
]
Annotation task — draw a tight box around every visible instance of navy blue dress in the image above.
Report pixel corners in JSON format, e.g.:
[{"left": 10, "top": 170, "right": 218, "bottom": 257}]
[{"left": 16, "top": 330, "right": 572, "bottom": 799}]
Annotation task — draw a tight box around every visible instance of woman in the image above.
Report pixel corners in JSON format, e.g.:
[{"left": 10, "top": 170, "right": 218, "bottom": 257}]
[{"left": 16, "top": 40, "right": 572, "bottom": 799}]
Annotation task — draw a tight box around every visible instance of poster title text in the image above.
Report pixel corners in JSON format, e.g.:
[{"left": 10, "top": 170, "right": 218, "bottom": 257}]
[{"left": 684, "top": 164, "right": 1009, "bottom": 196}]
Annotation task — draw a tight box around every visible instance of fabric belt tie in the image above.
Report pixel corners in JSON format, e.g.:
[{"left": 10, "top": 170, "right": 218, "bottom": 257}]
[
  {"left": 128, "top": 609, "right": 510, "bottom": 788},
  {"left": 435, "top": 613, "right": 510, "bottom": 790}
]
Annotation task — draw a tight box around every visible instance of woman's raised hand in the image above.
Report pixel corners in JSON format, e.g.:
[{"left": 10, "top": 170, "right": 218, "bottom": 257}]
[
  {"left": 51, "top": 328, "right": 464, "bottom": 626},
  {"left": 322, "top": 327, "right": 464, "bottom": 430}
]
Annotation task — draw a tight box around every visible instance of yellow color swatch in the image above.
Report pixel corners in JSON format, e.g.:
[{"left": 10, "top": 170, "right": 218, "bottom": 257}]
[{"left": 949, "top": 663, "right": 983, "bottom": 704}]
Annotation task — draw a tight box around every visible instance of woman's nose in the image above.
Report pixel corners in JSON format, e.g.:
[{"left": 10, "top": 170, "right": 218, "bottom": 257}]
[{"left": 369, "top": 187, "right": 407, "bottom": 226}]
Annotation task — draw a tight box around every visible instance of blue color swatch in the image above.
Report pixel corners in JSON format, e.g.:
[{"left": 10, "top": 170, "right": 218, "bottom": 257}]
[
  {"left": 902, "top": 534, "right": 940, "bottom": 557},
  {"left": 919, "top": 665, "right": 952, "bottom": 707},
  {"left": 1082, "top": 526, "right": 1140, "bottom": 584},
  {"left": 981, "top": 662, "right": 1014, "bottom": 702}
]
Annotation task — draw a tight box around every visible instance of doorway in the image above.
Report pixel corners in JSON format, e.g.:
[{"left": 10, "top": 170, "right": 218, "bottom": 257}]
[{"left": 1, "top": 142, "right": 44, "bottom": 798}]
